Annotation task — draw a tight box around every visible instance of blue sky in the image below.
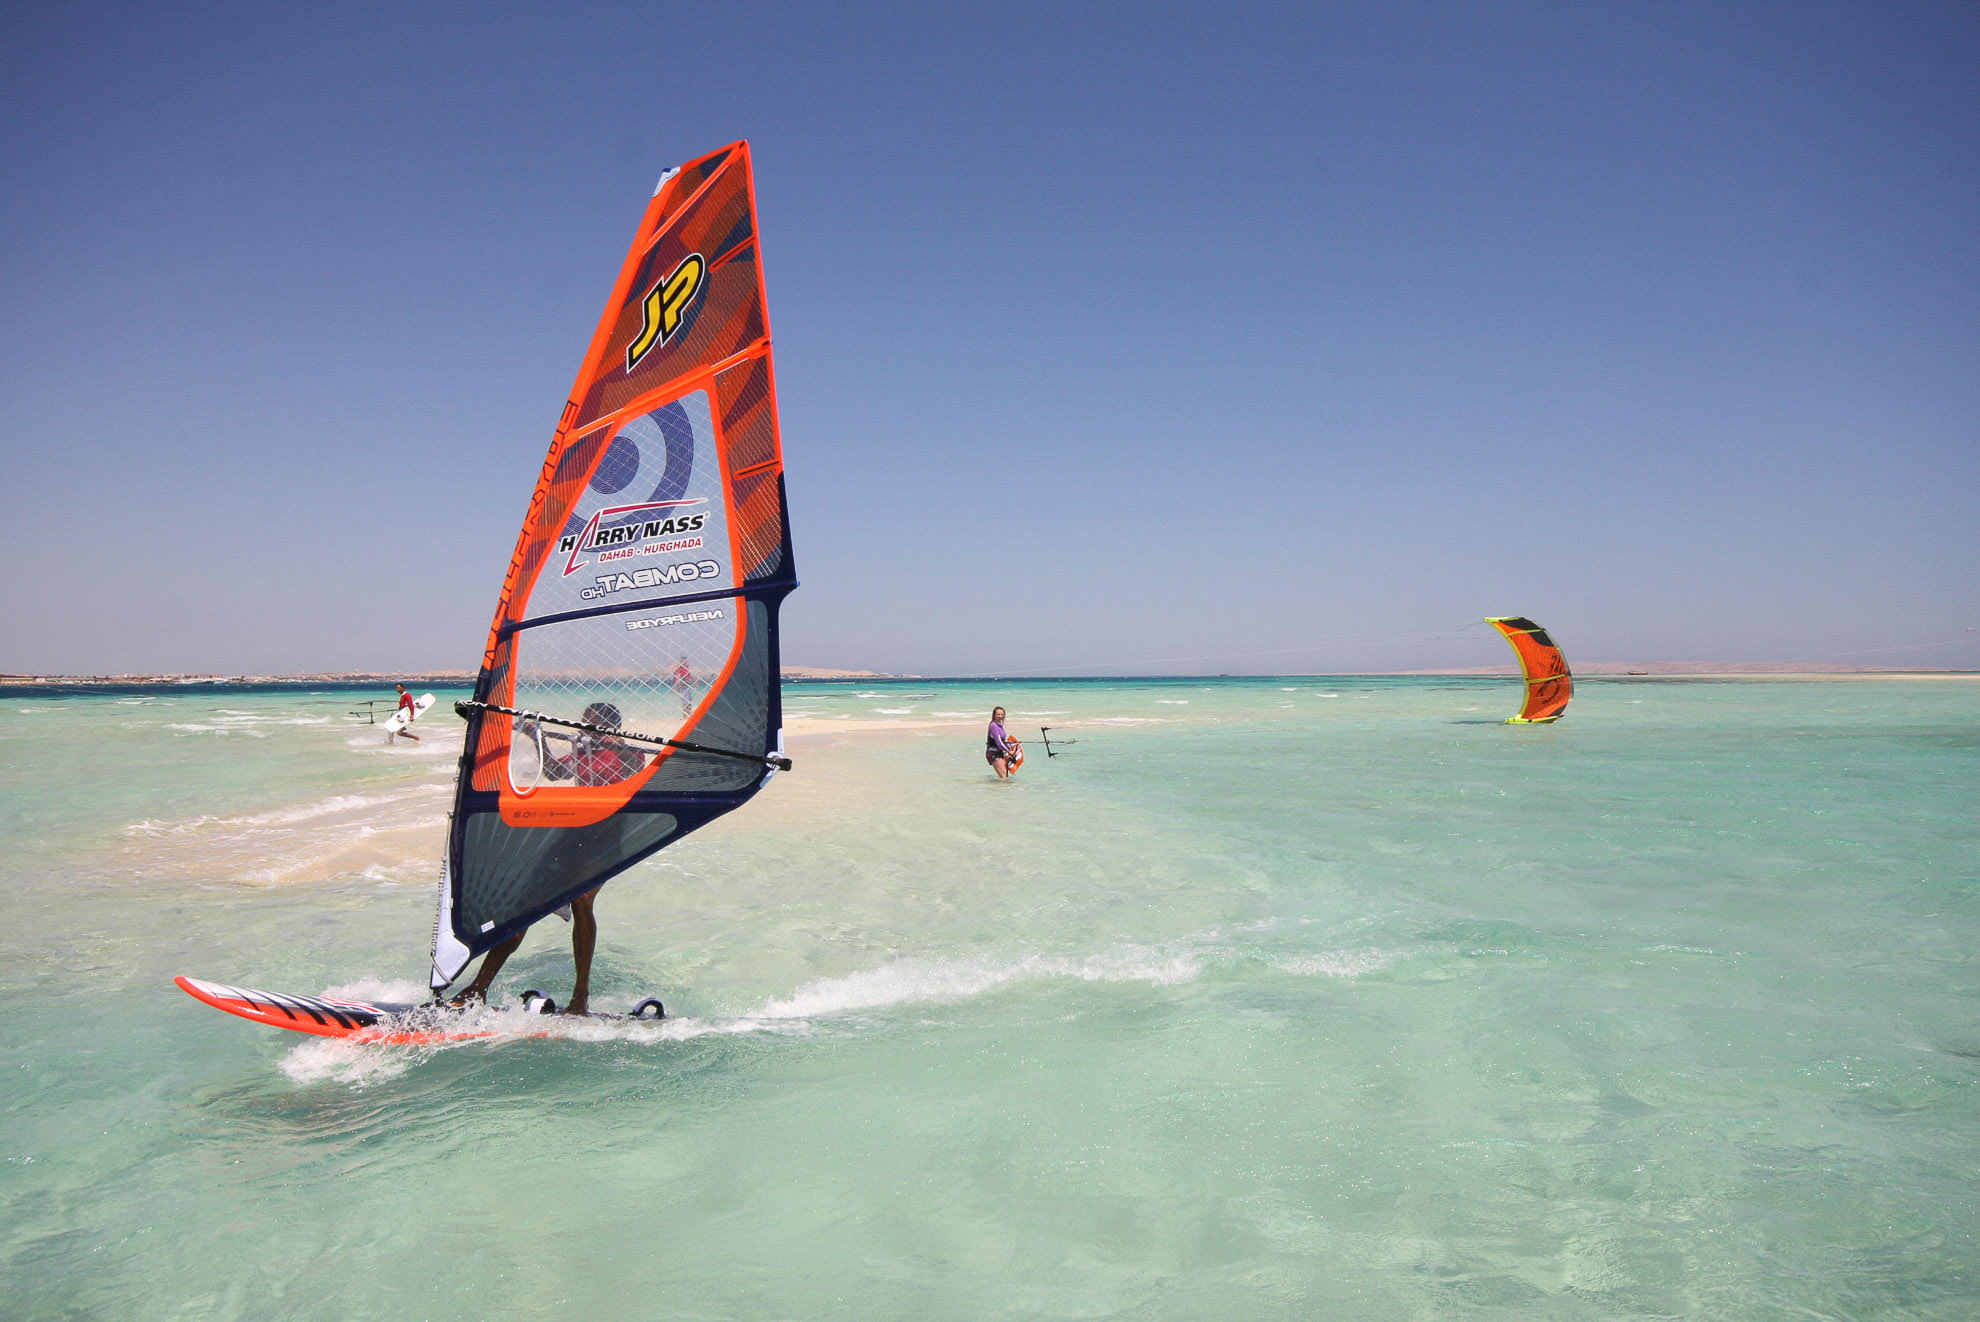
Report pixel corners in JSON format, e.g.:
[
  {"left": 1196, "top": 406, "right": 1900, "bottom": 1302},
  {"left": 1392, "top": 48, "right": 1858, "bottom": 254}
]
[{"left": 3, "top": 1, "right": 1975, "bottom": 675}]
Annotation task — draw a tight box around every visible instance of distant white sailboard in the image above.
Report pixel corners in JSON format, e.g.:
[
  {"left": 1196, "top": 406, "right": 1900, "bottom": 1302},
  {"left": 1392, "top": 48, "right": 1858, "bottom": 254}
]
[{"left": 382, "top": 693, "right": 433, "bottom": 736}]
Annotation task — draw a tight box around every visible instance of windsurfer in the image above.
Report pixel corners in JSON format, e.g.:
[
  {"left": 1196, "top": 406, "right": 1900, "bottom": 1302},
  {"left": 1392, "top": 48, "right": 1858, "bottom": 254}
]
[
  {"left": 448, "top": 702, "right": 643, "bottom": 1015},
  {"left": 985, "top": 706, "right": 1016, "bottom": 778},
  {"left": 529, "top": 701, "right": 646, "bottom": 785},
  {"left": 426, "top": 143, "right": 795, "bottom": 1011},
  {"left": 391, "top": 683, "right": 421, "bottom": 742}
]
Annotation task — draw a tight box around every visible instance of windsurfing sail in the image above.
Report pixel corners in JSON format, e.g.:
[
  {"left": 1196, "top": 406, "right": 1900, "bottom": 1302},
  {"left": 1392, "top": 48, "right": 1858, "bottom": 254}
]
[
  {"left": 1485, "top": 617, "right": 1572, "bottom": 724},
  {"left": 430, "top": 141, "right": 797, "bottom": 992}
]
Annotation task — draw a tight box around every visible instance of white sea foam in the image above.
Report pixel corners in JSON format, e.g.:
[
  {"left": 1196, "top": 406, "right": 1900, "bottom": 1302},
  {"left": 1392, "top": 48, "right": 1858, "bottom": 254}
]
[
  {"left": 323, "top": 976, "right": 430, "bottom": 1003},
  {"left": 119, "top": 781, "right": 450, "bottom": 885},
  {"left": 123, "top": 784, "right": 447, "bottom": 837},
  {"left": 124, "top": 815, "right": 222, "bottom": 837},
  {"left": 358, "top": 862, "right": 429, "bottom": 882},
  {"left": 875, "top": 708, "right": 913, "bottom": 715},
  {"left": 277, "top": 934, "right": 1389, "bottom": 1087},
  {"left": 1156, "top": 699, "right": 1189, "bottom": 705},
  {"left": 1273, "top": 949, "right": 1402, "bottom": 978},
  {"left": 752, "top": 947, "right": 1203, "bottom": 1021},
  {"left": 280, "top": 1037, "right": 419, "bottom": 1086}
]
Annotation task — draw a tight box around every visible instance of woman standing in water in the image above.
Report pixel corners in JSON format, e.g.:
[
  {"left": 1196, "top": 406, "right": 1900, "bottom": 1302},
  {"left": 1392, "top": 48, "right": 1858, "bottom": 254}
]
[{"left": 985, "top": 706, "right": 1019, "bottom": 779}]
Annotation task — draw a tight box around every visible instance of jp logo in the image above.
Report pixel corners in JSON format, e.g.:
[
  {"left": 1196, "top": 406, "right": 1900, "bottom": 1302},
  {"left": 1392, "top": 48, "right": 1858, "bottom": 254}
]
[{"left": 626, "top": 253, "right": 707, "bottom": 372}]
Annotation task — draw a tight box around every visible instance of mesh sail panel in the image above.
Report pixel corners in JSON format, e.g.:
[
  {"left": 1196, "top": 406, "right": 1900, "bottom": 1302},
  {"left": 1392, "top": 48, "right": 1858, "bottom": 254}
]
[
  {"left": 504, "top": 604, "right": 740, "bottom": 787},
  {"left": 642, "top": 597, "right": 775, "bottom": 794}
]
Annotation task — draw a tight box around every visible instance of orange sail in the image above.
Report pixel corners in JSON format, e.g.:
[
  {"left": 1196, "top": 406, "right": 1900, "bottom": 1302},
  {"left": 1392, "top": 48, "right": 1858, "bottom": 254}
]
[
  {"left": 431, "top": 142, "right": 797, "bottom": 991},
  {"left": 1485, "top": 617, "right": 1572, "bottom": 724}
]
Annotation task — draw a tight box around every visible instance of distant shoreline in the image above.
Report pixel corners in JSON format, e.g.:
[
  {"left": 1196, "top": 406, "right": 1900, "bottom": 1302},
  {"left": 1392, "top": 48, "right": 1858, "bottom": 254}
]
[
  {"left": 0, "top": 665, "right": 899, "bottom": 688},
  {"left": 1, "top": 666, "right": 1971, "bottom": 688}
]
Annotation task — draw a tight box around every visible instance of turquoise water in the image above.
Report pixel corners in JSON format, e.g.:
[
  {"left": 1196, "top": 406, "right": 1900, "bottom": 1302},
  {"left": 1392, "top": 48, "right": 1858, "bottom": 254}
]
[{"left": 3, "top": 676, "right": 1976, "bottom": 1319}]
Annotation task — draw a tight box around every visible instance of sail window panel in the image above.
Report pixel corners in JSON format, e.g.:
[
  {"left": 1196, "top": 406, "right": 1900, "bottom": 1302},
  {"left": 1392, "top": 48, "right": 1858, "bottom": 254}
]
[
  {"left": 504, "top": 604, "right": 746, "bottom": 789},
  {"left": 639, "top": 597, "right": 776, "bottom": 795}
]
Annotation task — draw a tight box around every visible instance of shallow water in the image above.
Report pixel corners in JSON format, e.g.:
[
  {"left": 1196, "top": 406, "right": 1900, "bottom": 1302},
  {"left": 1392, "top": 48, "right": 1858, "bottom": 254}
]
[{"left": 3, "top": 677, "right": 1976, "bottom": 1319}]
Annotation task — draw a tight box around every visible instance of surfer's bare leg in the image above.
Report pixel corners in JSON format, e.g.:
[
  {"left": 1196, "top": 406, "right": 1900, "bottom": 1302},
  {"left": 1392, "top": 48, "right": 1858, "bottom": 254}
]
[
  {"left": 565, "top": 889, "right": 598, "bottom": 1016},
  {"left": 451, "top": 931, "right": 525, "bottom": 1005}
]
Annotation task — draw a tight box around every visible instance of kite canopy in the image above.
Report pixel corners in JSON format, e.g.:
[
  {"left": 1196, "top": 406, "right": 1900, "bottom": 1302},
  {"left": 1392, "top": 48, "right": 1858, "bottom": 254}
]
[{"left": 1485, "top": 617, "right": 1572, "bottom": 724}]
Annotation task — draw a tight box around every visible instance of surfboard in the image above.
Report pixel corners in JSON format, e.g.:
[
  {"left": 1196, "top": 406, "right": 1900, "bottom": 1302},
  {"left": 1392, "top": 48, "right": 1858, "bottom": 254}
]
[
  {"left": 382, "top": 693, "right": 434, "bottom": 736},
  {"left": 174, "top": 976, "right": 662, "bottom": 1044}
]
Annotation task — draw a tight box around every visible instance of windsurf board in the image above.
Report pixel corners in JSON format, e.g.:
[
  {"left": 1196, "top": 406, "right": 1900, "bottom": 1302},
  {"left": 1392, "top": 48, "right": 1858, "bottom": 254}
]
[{"left": 174, "top": 976, "right": 662, "bottom": 1044}]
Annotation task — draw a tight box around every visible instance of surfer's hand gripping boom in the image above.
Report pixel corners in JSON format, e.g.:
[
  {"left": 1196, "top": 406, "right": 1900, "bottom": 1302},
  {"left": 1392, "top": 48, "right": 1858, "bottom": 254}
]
[{"left": 455, "top": 700, "right": 793, "bottom": 772}]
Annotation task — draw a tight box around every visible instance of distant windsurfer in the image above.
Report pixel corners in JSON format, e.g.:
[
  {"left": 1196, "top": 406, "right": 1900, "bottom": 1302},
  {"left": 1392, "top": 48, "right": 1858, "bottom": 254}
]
[
  {"left": 669, "top": 656, "right": 695, "bottom": 714},
  {"left": 986, "top": 706, "right": 1017, "bottom": 778},
  {"left": 390, "top": 683, "right": 421, "bottom": 742}
]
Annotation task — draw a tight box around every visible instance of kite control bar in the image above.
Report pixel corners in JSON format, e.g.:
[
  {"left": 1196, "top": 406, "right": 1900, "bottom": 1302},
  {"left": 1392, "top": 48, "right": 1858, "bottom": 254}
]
[{"left": 456, "top": 700, "right": 793, "bottom": 772}]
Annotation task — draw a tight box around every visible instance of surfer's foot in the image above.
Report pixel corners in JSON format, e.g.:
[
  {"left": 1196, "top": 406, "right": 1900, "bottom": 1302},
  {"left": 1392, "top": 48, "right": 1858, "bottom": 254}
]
[
  {"left": 561, "top": 998, "right": 588, "bottom": 1017},
  {"left": 448, "top": 987, "right": 486, "bottom": 1008}
]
